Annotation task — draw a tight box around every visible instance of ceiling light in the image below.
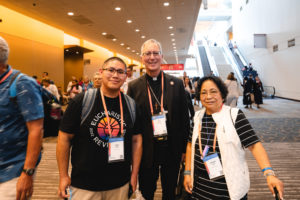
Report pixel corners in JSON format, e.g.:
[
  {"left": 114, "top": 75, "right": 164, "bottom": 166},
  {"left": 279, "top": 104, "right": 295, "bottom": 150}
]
[
  {"left": 166, "top": 16, "right": 172, "bottom": 20},
  {"left": 102, "top": 32, "right": 107, "bottom": 35},
  {"left": 141, "top": 35, "right": 146, "bottom": 39},
  {"left": 173, "top": 46, "right": 176, "bottom": 49},
  {"left": 171, "top": 38, "right": 175, "bottom": 41},
  {"left": 76, "top": 51, "right": 79, "bottom": 54},
  {"left": 172, "top": 43, "right": 176, "bottom": 45},
  {"left": 127, "top": 20, "right": 132, "bottom": 23},
  {"left": 163, "top": 2, "right": 170, "bottom": 6},
  {"left": 132, "top": 50, "right": 135, "bottom": 52},
  {"left": 65, "top": 49, "right": 69, "bottom": 52},
  {"left": 120, "top": 43, "right": 124, "bottom": 46},
  {"left": 169, "top": 26, "right": 173, "bottom": 29},
  {"left": 112, "top": 38, "right": 117, "bottom": 41},
  {"left": 136, "top": 53, "right": 139, "bottom": 55},
  {"left": 126, "top": 47, "right": 130, "bottom": 50},
  {"left": 135, "top": 29, "right": 140, "bottom": 32},
  {"left": 170, "top": 33, "right": 174, "bottom": 36},
  {"left": 115, "top": 7, "right": 121, "bottom": 11},
  {"left": 67, "top": 12, "right": 74, "bottom": 16}
]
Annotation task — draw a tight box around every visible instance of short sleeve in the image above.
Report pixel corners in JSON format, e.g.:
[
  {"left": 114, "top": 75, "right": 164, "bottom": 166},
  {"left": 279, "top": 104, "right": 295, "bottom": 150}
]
[
  {"left": 59, "top": 93, "right": 84, "bottom": 134},
  {"left": 16, "top": 76, "right": 44, "bottom": 122},
  {"left": 235, "top": 110, "right": 260, "bottom": 148}
]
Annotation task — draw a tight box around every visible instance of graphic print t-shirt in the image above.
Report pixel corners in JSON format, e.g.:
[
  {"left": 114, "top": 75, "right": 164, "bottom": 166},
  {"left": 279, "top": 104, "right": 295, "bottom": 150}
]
[{"left": 60, "top": 89, "right": 141, "bottom": 191}]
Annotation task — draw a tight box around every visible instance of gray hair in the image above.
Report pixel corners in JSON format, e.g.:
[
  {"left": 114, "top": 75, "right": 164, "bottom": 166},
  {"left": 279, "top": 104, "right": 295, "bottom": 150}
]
[
  {"left": 141, "top": 39, "right": 162, "bottom": 55},
  {"left": 0, "top": 36, "right": 9, "bottom": 64}
]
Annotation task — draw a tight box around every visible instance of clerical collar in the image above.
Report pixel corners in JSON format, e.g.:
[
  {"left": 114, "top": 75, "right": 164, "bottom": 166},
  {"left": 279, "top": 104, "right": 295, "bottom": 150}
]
[{"left": 146, "top": 71, "right": 162, "bottom": 82}]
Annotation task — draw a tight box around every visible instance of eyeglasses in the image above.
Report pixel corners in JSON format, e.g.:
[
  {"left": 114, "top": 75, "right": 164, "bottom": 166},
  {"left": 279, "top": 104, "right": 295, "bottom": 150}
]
[
  {"left": 102, "top": 67, "right": 127, "bottom": 75},
  {"left": 142, "top": 51, "right": 161, "bottom": 57},
  {"left": 200, "top": 90, "right": 220, "bottom": 97}
]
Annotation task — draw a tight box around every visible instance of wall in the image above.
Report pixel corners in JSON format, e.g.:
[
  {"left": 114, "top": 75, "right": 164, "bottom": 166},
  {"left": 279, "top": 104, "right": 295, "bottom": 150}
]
[
  {"left": 64, "top": 53, "right": 84, "bottom": 91},
  {"left": 0, "top": 5, "right": 64, "bottom": 88},
  {"left": 232, "top": 0, "right": 300, "bottom": 100}
]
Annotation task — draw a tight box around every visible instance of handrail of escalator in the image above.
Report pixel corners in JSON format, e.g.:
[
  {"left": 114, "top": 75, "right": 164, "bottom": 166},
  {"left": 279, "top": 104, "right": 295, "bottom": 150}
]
[{"left": 263, "top": 86, "right": 275, "bottom": 98}]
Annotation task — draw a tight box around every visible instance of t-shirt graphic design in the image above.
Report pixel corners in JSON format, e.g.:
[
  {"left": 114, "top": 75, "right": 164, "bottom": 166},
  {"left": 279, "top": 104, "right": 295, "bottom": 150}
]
[{"left": 89, "top": 111, "right": 126, "bottom": 147}]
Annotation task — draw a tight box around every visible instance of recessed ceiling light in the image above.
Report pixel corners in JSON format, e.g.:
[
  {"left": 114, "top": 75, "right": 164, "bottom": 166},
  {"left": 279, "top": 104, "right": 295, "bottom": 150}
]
[
  {"left": 163, "top": 2, "right": 170, "bottom": 6},
  {"left": 65, "top": 49, "right": 69, "bottom": 52},
  {"left": 132, "top": 50, "right": 135, "bottom": 52},
  {"left": 169, "top": 26, "right": 173, "bottom": 29},
  {"left": 76, "top": 51, "right": 79, "bottom": 54},
  {"left": 135, "top": 29, "right": 140, "bottom": 32},
  {"left": 141, "top": 35, "right": 146, "bottom": 39},
  {"left": 120, "top": 43, "right": 124, "bottom": 46},
  {"left": 136, "top": 52, "right": 139, "bottom": 55},
  {"left": 170, "top": 33, "right": 174, "bottom": 36},
  {"left": 115, "top": 7, "right": 121, "bottom": 11},
  {"left": 166, "top": 16, "right": 172, "bottom": 20},
  {"left": 171, "top": 38, "right": 175, "bottom": 41},
  {"left": 173, "top": 46, "right": 176, "bottom": 49},
  {"left": 172, "top": 43, "right": 176, "bottom": 45},
  {"left": 67, "top": 12, "right": 74, "bottom": 16},
  {"left": 127, "top": 20, "right": 132, "bottom": 23},
  {"left": 102, "top": 32, "right": 107, "bottom": 35},
  {"left": 112, "top": 38, "right": 117, "bottom": 41},
  {"left": 126, "top": 47, "right": 130, "bottom": 50}
]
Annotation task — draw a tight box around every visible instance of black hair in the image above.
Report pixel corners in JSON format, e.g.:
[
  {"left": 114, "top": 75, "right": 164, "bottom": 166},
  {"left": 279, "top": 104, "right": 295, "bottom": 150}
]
[
  {"left": 128, "top": 64, "right": 137, "bottom": 71},
  {"left": 102, "top": 57, "right": 127, "bottom": 71},
  {"left": 198, "top": 76, "right": 228, "bottom": 102}
]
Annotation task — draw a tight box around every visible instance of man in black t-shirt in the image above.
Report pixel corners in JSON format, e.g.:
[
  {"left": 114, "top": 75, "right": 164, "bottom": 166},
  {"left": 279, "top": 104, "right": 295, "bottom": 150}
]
[{"left": 57, "top": 57, "right": 142, "bottom": 200}]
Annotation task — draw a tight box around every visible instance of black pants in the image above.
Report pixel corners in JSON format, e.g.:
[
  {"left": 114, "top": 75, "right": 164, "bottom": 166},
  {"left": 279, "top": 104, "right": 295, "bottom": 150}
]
[{"left": 139, "top": 142, "right": 181, "bottom": 200}]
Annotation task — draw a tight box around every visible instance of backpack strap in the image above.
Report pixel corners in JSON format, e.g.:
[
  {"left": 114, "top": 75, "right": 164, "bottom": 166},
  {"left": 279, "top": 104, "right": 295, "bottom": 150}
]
[
  {"left": 81, "top": 88, "right": 97, "bottom": 125},
  {"left": 124, "top": 94, "right": 136, "bottom": 125},
  {"left": 9, "top": 71, "right": 23, "bottom": 100}
]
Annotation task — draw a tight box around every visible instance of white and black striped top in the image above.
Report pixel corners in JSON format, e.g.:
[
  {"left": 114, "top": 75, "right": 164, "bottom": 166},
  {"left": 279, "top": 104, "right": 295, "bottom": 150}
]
[{"left": 188, "top": 110, "right": 259, "bottom": 200}]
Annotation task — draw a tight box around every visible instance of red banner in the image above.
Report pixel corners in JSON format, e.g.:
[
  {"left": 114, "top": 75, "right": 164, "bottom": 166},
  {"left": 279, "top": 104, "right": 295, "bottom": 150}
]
[{"left": 160, "top": 64, "right": 184, "bottom": 70}]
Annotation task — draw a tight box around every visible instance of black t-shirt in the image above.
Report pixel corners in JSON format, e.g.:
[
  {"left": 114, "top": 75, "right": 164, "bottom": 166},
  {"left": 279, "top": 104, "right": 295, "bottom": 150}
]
[{"left": 59, "top": 89, "right": 142, "bottom": 191}]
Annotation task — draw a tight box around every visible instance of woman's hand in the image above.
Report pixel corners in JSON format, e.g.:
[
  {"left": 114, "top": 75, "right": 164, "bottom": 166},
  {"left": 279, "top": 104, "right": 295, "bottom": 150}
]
[
  {"left": 266, "top": 176, "right": 284, "bottom": 199},
  {"left": 183, "top": 175, "right": 193, "bottom": 194}
]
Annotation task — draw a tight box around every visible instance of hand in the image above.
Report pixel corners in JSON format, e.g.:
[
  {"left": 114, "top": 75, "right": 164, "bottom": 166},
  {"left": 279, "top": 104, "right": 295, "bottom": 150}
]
[
  {"left": 130, "top": 173, "right": 138, "bottom": 192},
  {"left": 266, "top": 176, "right": 284, "bottom": 199},
  {"left": 16, "top": 173, "right": 34, "bottom": 200},
  {"left": 58, "top": 176, "right": 71, "bottom": 199},
  {"left": 183, "top": 175, "right": 192, "bottom": 194}
]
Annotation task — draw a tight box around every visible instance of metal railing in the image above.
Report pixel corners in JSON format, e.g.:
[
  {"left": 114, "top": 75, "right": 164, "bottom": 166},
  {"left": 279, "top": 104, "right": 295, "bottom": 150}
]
[{"left": 263, "top": 86, "right": 275, "bottom": 98}]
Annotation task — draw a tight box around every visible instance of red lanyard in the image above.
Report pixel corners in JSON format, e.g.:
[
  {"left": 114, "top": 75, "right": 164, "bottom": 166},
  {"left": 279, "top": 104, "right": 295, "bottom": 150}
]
[
  {"left": 0, "top": 68, "right": 12, "bottom": 84},
  {"left": 147, "top": 71, "right": 164, "bottom": 115},
  {"left": 100, "top": 89, "right": 124, "bottom": 136}
]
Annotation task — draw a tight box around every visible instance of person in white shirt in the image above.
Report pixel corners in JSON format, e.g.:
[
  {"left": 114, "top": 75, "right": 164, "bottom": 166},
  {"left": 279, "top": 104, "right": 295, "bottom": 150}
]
[
  {"left": 67, "top": 79, "right": 82, "bottom": 99},
  {"left": 224, "top": 72, "right": 240, "bottom": 107},
  {"left": 42, "top": 78, "right": 60, "bottom": 100},
  {"left": 121, "top": 64, "right": 136, "bottom": 94}
]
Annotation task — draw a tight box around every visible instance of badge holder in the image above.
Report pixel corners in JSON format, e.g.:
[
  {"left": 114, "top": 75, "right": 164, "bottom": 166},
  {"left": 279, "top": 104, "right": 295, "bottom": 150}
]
[
  {"left": 108, "top": 137, "right": 125, "bottom": 163},
  {"left": 203, "top": 153, "right": 224, "bottom": 180},
  {"left": 152, "top": 112, "right": 168, "bottom": 138}
]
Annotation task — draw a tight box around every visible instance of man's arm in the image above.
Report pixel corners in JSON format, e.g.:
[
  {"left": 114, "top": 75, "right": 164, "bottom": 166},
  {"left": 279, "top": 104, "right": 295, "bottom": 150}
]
[
  {"left": 130, "top": 134, "right": 142, "bottom": 192},
  {"left": 56, "top": 131, "right": 74, "bottom": 198},
  {"left": 16, "top": 118, "right": 43, "bottom": 200}
]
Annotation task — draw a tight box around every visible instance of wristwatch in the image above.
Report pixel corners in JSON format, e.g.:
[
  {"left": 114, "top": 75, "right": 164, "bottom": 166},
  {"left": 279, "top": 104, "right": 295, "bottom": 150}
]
[{"left": 22, "top": 168, "right": 35, "bottom": 176}]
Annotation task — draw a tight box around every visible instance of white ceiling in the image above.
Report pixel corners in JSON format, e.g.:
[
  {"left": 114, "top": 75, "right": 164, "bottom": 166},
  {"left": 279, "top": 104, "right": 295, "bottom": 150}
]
[{"left": 0, "top": 0, "right": 202, "bottom": 64}]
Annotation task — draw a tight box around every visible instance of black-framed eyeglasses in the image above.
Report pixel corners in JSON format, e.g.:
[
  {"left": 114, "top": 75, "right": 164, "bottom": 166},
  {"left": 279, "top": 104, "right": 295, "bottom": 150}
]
[
  {"left": 103, "top": 67, "right": 127, "bottom": 75},
  {"left": 142, "top": 51, "right": 161, "bottom": 57}
]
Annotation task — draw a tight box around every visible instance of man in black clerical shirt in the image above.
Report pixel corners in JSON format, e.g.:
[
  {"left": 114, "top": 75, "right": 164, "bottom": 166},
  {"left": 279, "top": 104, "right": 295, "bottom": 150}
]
[{"left": 127, "top": 39, "right": 190, "bottom": 200}]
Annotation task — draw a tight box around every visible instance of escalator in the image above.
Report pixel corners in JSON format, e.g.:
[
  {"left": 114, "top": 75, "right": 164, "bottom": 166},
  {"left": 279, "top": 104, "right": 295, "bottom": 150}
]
[{"left": 198, "top": 46, "right": 212, "bottom": 76}]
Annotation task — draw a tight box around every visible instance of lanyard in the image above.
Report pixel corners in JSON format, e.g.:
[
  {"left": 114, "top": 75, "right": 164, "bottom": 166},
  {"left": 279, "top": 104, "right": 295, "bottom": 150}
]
[
  {"left": 198, "top": 123, "right": 217, "bottom": 157},
  {"left": 100, "top": 89, "right": 124, "bottom": 136},
  {"left": 0, "top": 68, "right": 12, "bottom": 84},
  {"left": 147, "top": 71, "right": 164, "bottom": 115}
]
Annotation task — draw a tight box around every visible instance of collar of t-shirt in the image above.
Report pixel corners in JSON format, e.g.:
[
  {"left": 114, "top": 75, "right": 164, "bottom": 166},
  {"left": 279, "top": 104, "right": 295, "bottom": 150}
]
[{"left": 0, "top": 65, "right": 11, "bottom": 80}]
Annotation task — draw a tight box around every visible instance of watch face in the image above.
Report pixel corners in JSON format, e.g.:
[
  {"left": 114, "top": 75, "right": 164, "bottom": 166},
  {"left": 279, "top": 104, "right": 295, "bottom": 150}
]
[{"left": 23, "top": 168, "right": 35, "bottom": 176}]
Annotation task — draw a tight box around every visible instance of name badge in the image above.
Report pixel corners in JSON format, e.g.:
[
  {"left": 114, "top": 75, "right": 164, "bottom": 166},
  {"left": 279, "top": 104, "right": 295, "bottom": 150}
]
[
  {"left": 108, "top": 137, "right": 124, "bottom": 163},
  {"left": 203, "top": 153, "right": 224, "bottom": 180},
  {"left": 152, "top": 113, "right": 168, "bottom": 137}
]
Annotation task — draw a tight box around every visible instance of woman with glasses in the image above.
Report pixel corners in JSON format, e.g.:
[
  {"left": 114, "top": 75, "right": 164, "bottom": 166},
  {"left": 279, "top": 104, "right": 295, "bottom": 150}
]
[{"left": 183, "top": 76, "right": 284, "bottom": 200}]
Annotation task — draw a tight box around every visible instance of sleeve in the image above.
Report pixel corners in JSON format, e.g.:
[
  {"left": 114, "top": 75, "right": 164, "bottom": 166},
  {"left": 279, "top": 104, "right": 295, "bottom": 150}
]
[
  {"left": 59, "top": 93, "right": 84, "bottom": 134},
  {"left": 16, "top": 76, "right": 44, "bottom": 122},
  {"left": 179, "top": 79, "right": 191, "bottom": 153},
  {"left": 235, "top": 110, "right": 260, "bottom": 148},
  {"left": 131, "top": 103, "right": 142, "bottom": 135}
]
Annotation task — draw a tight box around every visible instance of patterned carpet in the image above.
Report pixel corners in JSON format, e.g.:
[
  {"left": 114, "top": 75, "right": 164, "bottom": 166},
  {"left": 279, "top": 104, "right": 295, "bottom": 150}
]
[{"left": 248, "top": 118, "right": 300, "bottom": 142}]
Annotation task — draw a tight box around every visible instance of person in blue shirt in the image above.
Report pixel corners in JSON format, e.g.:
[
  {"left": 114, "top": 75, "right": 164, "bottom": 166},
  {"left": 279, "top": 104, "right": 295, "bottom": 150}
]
[{"left": 0, "top": 36, "right": 44, "bottom": 200}]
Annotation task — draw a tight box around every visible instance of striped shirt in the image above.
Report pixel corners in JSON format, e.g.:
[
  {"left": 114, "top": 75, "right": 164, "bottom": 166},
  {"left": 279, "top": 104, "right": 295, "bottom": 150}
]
[{"left": 188, "top": 110, "right": 259, "bottom": 200}]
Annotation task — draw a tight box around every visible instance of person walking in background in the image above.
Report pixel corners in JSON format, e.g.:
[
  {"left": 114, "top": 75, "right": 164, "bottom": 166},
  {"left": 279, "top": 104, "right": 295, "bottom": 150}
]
[
  {"left": 127, "top": 39, "right": 190, "bottom": 200},
  {"left": 183, "top": 76, "right": 194, "bottom": 96},
  {"left": 42, "top": 77, "right": 60, "bottom": 101},
  {"left": 121, "top": 64, "right": 136, "bottom": 94},
  {"left": 0, "top": 36, "right": 44, "bottom": 199},
  {"left": 81, "top": 75, "right": 93, "bottom": 92},
  {"left": 57, "top": 57, "right": 142, "bottom": 200},
  {"left": 225, "top": 72, "right": 240, "bottom": 107},
  {"left": 93, "top": 72, "right": 102, "bottom": 88},
  {"left": 67, "top": 79, "right": 82, "bottom": 99},
  {"left": 183, "top": 76, "right": 284, "bottom": 199},
  {"left": 253, "top": 76, "right": 264, "bottom": 108},
  {"left": 242, "top": 76, "right": 254, "bottom": 108}
]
